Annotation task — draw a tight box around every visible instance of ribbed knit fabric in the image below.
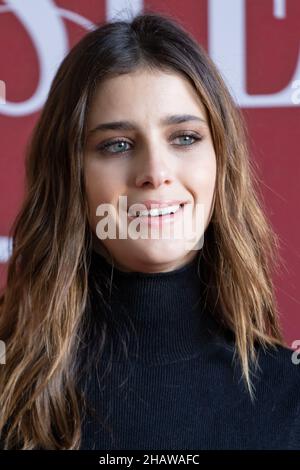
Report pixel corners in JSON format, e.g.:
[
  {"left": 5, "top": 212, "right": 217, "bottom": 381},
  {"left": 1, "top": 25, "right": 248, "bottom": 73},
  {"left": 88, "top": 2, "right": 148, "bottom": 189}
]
[{"left": 78, "top": 249, "right": 300, "bottom": 450}]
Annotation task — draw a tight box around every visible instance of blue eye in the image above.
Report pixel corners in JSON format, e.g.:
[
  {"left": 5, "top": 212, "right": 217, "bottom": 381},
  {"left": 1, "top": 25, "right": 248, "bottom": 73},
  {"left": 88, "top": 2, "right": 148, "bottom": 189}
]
[
  {"left": 100, "top": 140, "right": 130, "bottom": 154},
  {"left": 173, "top": 134, "right": 200, "bottom": 146},
  {"left": 96, "top": 132, "right": 202, "bottom": 156}
]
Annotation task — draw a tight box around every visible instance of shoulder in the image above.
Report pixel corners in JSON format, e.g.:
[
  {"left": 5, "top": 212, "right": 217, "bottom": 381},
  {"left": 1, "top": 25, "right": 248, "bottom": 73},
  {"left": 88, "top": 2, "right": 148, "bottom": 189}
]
[
  {"left": 253, "top": 343, "right": 300, "bottom": 448},
  {"left": 254, "top": 343, "right": 300, "bottom": 424},
  {"left": 257, "top": 342, "right": 300, "bottom": 369},
  {"left": 255, "top": 343, "right": 300, "bottom": 389}
]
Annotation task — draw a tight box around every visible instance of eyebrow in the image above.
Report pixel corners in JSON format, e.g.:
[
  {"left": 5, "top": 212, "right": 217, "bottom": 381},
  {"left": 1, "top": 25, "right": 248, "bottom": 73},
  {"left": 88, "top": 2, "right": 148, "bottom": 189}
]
[{"left": 88, "top": 114, "right": 207, "bottom": 134}]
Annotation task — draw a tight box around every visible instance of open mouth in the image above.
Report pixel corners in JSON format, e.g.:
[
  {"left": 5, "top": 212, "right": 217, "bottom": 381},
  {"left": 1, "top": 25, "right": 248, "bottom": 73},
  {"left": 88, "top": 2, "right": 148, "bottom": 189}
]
[{"left": 127, "top": 203, "right": 185, "bottom": 223}]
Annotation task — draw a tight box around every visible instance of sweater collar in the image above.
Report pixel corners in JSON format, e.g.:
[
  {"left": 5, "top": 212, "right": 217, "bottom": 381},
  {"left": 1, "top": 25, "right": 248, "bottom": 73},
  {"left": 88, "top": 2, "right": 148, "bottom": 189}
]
[{"left": 88, "top": 249, "right": 222, "bottom": 364}]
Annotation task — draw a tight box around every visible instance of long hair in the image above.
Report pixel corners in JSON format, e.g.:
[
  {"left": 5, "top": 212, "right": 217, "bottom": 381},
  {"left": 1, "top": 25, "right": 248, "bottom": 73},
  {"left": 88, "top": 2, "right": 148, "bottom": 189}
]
[{"left": 0, "top": 11, "right": 285, "bottom": 449}]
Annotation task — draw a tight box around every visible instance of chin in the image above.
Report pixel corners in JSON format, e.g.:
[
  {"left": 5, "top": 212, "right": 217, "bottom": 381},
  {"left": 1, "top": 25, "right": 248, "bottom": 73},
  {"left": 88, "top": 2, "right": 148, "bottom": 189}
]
[{"left": 124, "top": 243, "right": 191, "bottom": 267}]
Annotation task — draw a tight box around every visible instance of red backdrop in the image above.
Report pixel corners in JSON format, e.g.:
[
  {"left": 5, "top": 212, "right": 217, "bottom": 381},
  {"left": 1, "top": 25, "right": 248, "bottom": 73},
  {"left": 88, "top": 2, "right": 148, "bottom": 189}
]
[{"left": 0, "top": 0, "right": 299, "bottom": 346}]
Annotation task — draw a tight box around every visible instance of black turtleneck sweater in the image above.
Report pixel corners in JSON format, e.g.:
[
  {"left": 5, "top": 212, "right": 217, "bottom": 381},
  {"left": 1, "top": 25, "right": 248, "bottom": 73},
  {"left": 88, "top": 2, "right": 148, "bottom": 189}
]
[{"left": 78, "top": 250, "right": 300, "bottom": 450}]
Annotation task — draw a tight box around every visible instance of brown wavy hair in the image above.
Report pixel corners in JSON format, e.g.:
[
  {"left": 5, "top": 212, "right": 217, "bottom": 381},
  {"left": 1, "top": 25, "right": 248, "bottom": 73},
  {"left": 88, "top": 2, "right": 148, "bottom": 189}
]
[{"left": 0, "top": 11, "right": 285, "bottom": 449}]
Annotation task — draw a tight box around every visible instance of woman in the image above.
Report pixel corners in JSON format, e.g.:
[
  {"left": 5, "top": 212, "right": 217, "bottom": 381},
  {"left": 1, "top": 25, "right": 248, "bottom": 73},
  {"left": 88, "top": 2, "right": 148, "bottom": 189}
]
[{"left": 0, "top": 12, "right": 299, "bottom": 450}]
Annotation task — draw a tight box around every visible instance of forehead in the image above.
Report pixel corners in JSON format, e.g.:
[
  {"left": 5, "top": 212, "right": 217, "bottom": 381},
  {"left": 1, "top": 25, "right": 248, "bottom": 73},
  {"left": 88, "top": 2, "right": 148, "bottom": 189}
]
[{"left": 88, "top": 69, "right": 208, "bottom": 123}]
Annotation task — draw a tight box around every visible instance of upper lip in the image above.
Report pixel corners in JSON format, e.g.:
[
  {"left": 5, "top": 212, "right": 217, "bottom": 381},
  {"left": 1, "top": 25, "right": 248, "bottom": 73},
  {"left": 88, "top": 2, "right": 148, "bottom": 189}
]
[{"left": 127, "top": 199, "right": 186, "bottom": 214}]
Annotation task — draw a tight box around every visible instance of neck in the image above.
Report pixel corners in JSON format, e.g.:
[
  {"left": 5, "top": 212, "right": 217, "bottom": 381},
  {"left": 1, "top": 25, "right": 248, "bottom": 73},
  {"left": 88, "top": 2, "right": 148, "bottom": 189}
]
[{"left": 87, "top": 249, "right": 222, "bottom": 365}]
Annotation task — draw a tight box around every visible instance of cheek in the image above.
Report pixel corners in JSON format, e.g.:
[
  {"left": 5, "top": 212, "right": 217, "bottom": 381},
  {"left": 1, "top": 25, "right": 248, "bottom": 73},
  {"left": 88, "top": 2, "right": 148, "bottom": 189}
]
[
  {"left": 84, "top": 161, "right": 126, "bottom": 227},
  {"left": 186, "top": 150, "right": 217, "bottom": 204},
  {"left": 184, "top": 150, "right": 217, "bottom": 232}
]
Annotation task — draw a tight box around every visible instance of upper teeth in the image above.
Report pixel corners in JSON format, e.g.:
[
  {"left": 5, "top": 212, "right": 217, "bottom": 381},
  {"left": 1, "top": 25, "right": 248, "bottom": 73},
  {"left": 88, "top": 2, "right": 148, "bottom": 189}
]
[{"left": 129, "top": 204, "right": 181, "bottom": 217}]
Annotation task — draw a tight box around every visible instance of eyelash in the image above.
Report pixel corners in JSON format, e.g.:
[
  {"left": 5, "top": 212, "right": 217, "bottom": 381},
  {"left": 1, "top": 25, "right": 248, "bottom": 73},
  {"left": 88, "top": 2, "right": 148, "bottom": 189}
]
[{"left": 96, "top": 132, "right": 203, "bottom": 156}]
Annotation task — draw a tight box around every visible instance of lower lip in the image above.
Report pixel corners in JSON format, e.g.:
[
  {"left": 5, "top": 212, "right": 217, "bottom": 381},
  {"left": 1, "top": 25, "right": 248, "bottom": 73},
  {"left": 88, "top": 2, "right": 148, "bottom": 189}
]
[{"left": 127, "top": 205, "right": 184, "bottom": 226}]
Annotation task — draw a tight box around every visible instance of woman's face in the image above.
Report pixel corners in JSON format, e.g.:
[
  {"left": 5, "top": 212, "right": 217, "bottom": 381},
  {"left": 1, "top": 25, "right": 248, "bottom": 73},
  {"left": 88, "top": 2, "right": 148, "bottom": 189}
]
[{"left": 84, "top": 68, "right": 217, "bottom": 273}]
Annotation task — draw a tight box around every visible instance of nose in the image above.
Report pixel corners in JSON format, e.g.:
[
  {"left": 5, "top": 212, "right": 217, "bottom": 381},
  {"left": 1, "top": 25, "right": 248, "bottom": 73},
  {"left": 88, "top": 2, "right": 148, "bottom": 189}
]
[{"left": 134, "top": 143, "right": 175, "bottom": 189}]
